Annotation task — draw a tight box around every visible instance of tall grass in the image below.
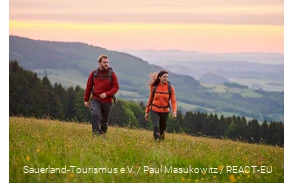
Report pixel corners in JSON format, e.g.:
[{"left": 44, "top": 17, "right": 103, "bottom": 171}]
[{"left": 9, "top": 117, "right": 284, "bottom": 183}]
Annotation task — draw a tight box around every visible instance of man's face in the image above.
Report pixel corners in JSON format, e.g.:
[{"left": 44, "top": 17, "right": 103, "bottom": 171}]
[{"left": 99, "top": 58, "right": 109, "bottom": 70}]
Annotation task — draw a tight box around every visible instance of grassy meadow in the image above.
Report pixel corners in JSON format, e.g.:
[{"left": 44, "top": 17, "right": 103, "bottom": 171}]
[
  {"left": 9, "top": 117, "right": 284, "bottom": 183},
  {"left": 228, "top": 78, "right": 283, "bottom": 92},
  {"left": 33, "top": 69, "right": 87, "bottom": 88},
  {"left": 200, "top": 83, "right": 263, "bottom": 98}
]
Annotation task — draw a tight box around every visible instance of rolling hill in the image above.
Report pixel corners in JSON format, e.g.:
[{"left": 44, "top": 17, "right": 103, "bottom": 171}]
[
  {"left": 9, "top": 35, "right": 284, "bottom": 122},
  {"left": 9, "top": 117, "right": 284, "bottom": 183},
  {"left": 120, "top": 49, "right": 284, "bottom": 92},
  {"left": 200, "top": 73, "right": 229, "bottom": 85}
]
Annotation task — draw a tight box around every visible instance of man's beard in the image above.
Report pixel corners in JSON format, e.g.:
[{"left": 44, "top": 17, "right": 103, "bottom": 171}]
[{"left": 101, "top": 65, "right": 108, "bottom": 70}]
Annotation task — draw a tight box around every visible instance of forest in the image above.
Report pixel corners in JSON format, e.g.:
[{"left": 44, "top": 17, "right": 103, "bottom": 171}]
[{"left": 9, "top": 61, "right": 284, "bottom": 146}]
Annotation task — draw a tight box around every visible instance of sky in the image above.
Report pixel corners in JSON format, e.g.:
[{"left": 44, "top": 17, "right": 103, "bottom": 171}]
[{"left": 9, "top": 0, "right": 284, "bottom": 53}]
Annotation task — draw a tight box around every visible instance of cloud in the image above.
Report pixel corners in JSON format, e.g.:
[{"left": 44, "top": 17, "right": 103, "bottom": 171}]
[
  {"left": 9, "top": 12, "right": 283, "bottom": 25},
  {"left": 10, "top": 0, "right": 283, "bottom": 25}
]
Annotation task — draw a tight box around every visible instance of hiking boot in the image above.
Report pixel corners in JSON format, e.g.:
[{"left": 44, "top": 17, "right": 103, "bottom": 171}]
[
  {"left": 92, "top": 131, "right": 99, "bottom": 137},
  {"left": 154, "top": 132, "right": 161, "bottom": 141},
  {"left": 160, "top": 133, "right": 165, "bottom": 140},
  {"left": 99, "top": 131, "right": 107, "bottom": 139}
]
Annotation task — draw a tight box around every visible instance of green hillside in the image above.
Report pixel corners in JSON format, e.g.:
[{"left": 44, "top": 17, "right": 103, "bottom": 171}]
[
  {"left": 9, "top": 35, "right": 284, "bottom": 122},
  {"left": 10, "top": 117, "right": 284, "bottom": 183},
  {"left": 200, "top": 72, "right": 229, "bottom": 85}
]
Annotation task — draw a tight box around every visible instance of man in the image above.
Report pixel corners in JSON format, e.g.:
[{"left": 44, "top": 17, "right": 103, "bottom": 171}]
[{"left": 84, "top": 54, "right": 119, "bottom": 136}]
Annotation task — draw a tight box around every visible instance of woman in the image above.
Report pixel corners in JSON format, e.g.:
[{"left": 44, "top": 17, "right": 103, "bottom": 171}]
[{"left": 145, "top": 70, "right": 177, "bottom": 141}]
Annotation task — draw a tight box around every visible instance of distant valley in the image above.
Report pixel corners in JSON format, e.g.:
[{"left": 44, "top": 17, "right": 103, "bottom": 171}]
[
  {"left": 119, "top": 49, "right": 284, "bottom": 92},
  {"left": 119, "top": 49, "right": 284, "bottom": 64},
  {"left": 9, "top": 35, "right": 284, "bottom": 122}
]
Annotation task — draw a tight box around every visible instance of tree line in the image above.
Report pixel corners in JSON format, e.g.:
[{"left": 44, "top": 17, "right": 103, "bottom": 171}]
[{"left": 9, "top": 61, "right": 284, "bottom": 146}]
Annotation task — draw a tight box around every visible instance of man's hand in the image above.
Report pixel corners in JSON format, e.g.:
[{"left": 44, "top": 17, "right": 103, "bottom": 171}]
[
  {"left": 145, "top": 113, "right": 149, "bottom": 121},
  {"left": 172, "top": 112, "right": 177, "bottom": 118},
  {"left": 99, "top": 93, "right": 107, "bottom": 99},
  {"left": 84, "top": 101, "right": 90, "bottom": 108}
]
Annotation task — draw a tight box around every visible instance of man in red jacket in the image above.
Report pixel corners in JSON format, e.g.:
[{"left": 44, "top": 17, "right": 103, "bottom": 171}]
[{"left": 84, "top": 54, "right": 119, "bottom": 136}]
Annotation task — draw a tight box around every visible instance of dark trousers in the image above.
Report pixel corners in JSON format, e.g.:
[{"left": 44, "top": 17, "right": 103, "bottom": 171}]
[
  {"left": 90, "top": 99, "right": 112, "bottom": 135},
  {"left": 150, "top": 110, "right": 169, "bottom": 140}
]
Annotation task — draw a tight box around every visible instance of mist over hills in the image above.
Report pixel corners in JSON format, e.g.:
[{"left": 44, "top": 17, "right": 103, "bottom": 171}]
[
  {"left": 119, "top": 49, "right": 284, "bottom": 64},
  {"left": 120, "top": 49, "right": 284, "bottom": 92}
]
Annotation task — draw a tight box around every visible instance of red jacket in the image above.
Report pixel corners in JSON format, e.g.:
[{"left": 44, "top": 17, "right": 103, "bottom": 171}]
[{"left": 84, "top": 68, "right": 119, "bottom": 103}]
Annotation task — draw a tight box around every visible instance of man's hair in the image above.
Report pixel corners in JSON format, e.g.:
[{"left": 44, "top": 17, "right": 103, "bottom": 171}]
[{"left": 98, "top": 54, "right": 108, "bottom": 63}]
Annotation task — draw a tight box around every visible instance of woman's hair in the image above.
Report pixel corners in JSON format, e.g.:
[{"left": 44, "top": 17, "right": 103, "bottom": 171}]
[{"left": 148, "top": 70, "right": 169, "bottom": 86}]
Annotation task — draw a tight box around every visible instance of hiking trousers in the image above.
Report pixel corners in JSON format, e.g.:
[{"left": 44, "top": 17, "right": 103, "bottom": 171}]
[
  {"left": 90, "top": 98, "right": 112, "bottom": 135},
  {"left": 150, "top": 110, "right": 169, "bottom": 140}
]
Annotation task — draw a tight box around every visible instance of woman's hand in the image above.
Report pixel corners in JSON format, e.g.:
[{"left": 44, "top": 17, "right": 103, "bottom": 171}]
[
  {"left": 145, "top": 113, "right": 149, "bottom": 121},
  {"left": 172, "top": 112, "right": 177, "bottom": 118}
]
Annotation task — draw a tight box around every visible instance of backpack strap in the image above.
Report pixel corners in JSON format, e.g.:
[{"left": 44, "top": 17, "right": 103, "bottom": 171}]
[
  {"left": 147, "top": 81, "right": 172, "bottom": 110},
  {"left": 150, "top": 85, "right": 157, "bottom": 109},
  {"left": 91, "top": 70, "right": 98, "bottom": 95},
  {"left": 108, "top": 68, "right": 112, "bottom": 83},
  {"left": 107, "top": 69, "right": 117, "bottom": 104},
  {"left": 168, "top": 81, "right": 172, "bottom": 109},
  {"left": 93, "top": 68, "right": 113, "bottom": 81}
]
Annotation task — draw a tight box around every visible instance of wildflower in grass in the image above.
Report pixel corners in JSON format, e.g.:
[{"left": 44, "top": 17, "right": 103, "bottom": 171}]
[
  {"left": 213, "top": 175, "right": 217, "bottom": 179},
  {"left": 202, "top": 172, "right": 206, "bottom": 175},
  {"left": 70, "top": 173, "right": 74, "bottom": 178},
  {"left": 142, "top": 141, "right": 145, "bottom": 144},
  {"left": 36, "top": 149, "right": 40, "bottom": 153},
  {"left": 201, "top": 178, "right": 204, "bottom": 181},
  {"left": 218, "top": 165, "right": 223, "bottom": 171},
  {"left": 181, "top": 177, "right": 185, "bottom": 181},
  {"left": 188, "top": 178, "right": 191, "bottom": 181},
  {"left": 26, "top": 156, "right": 30, "bottom": 161},
  {"left": 195, "top": 179, "right": 199, "bottom": 182},
  {"left": 229, "top": 174, "right": 236, "bottom": 183}
]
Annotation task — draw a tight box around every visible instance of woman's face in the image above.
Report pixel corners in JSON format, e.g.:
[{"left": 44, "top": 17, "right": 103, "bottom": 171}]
[{"left": 159, "top": 73, "right": 169, "bottom": 84}]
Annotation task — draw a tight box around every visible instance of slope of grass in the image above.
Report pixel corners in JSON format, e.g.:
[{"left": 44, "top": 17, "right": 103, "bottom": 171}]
[
  {"left": 33, "top": 69, "right": 87, "bottom": 88},
  {"left": 228, "top": 78, "right": 284, "bottom": 92},
  {"left": 226, "top": 88, "right": 263, "bottom": 98},
  {"left": 9, "top": 117, "right": 283, "bottom": 183},
  {"left": 177, "top": 102, "right": 215, "bottom": 112},
  {"left": 200, "top": 83, "right": 263, "bottom": 98}
]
